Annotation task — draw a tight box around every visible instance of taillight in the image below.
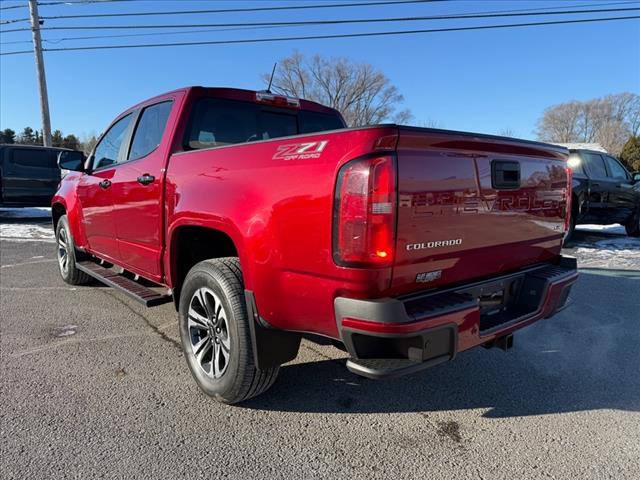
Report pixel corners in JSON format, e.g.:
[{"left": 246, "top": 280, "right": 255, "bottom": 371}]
[
  {"left": 333, "top": 155, "right": 396, "bottom": 267},
  {"left": 564, "top": 166, "right": 573, "bottom": 232}
]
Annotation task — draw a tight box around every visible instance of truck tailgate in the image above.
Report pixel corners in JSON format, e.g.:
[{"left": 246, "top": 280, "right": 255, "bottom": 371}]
[{"left": 392, "top": 128, "right": 569, "bottom": 295}]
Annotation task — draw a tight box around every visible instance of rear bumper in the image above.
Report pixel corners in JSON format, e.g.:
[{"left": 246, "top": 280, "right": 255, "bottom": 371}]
[{"left": 335, "top": 256, "right": 578, "bottom": 379}]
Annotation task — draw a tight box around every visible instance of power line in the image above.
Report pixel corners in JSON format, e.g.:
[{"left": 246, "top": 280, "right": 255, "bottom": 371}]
[
  {"left": 2, "top": 15, "right": 638, "bottom": 56},
  {"left": 38, "top": 0, "right": 136, "bottom": 5},
  {"left": 2, "top": 5, "right": 639, "bottom": 32},
  {"left": 0, "top": 3, "right": 25, "bottom": 11},
  {"left": 0, "top": 0, "right": 127, "bottom": 14},
  {"left": 43, "top": 0, "right": 447, "bottom": 18},
  {"left": 0, "top": 0, "right": 447, "bottom": 24},
  {"left": 41, "top": 25, "right": 295, "bottom": 44},
  {"left": 1, "top": 1, "right": 634, "bottom": 43}
]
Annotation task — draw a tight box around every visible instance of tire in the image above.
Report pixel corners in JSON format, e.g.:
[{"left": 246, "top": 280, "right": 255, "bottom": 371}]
[
  {"left": 178, "top": 257, "right": 279, "bottom": 404},
  {"left": 625, "top": 211, "right": 640, "bottom": 237},
  {"left": 55, "top": 215, "right": 91, "bottom": 285}
]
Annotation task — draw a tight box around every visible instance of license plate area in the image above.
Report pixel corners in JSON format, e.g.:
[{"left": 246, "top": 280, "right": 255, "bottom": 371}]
[{"left": 456, "top": 274, "right": 539, "bottom": 334}]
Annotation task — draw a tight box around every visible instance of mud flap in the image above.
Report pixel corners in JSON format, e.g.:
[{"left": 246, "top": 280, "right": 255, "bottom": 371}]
[{"left": 245, "top": 290, "right": 301, "bottom": 370}]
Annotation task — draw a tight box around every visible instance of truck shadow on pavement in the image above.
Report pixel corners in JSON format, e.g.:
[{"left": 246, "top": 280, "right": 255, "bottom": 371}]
[{"left": 244, "top": 269, "right": 640, "bottom": 417}]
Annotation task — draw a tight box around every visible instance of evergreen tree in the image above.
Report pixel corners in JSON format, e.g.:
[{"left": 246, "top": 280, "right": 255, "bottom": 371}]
[
  {"left": 19, "top": 127, "right": 35, "bottom": 144},
  {"left": 620, "top": 136, "right": 640, "bottom": 172},
  {"left": 0, "top": 128, "right": 16, "bottom": 144},
  {"left": 52, "top": 130, "right": 64, "bottom": 147},
  {"left": 62, "top": 134, "right": 80, "bottom": 150}
]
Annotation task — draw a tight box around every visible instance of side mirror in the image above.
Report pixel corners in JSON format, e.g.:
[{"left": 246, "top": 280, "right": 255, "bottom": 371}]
[
  {"left": 57, "top": 150, "right": 85, "bottom": 172},
  {"left": 633, "top": 172, "right": 640, "bottom": 182}
]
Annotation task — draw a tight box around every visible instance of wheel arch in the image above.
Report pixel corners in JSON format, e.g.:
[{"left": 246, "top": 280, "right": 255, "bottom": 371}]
[
  {"left": 51, "top": 201, "right": 66, "bottom": 232},
  {"left": 167, "top": 223, "right": 247, "bottom": 309}
]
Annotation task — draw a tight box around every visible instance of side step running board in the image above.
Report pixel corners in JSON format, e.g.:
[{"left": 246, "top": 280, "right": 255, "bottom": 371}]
[{"left": 76, "top": 261, "right": 172, "bottom": 307}]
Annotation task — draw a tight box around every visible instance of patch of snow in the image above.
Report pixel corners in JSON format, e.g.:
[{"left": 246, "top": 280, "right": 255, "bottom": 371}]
[
  {"left": 575, "top": 224, "right": 626, "bottom": 235},
  {"left": 0, "top": 207, "right": 51, "bottom": 219},
  {"left": 566, "top": 225, "right": 640, "bottom": 269},
  {"left": 573, "top": 247, "right": 640, "bottom": 270},
  {"left": 553, "top": 142, "right": 607, "bottom": 152},
  {"left": 576, "top": 223, "right": 627, "bottom": 235},
  {"left": 0, "top": 223, "right": 55, "bottom": 242}
]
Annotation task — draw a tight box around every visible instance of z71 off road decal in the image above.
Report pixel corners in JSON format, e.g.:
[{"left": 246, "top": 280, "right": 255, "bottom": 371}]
[{"left": 273, "top": 140, "right": 328, "bottom": 161}]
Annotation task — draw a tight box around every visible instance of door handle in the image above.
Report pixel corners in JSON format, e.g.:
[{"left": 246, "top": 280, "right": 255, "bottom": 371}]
[
  {"left": 137, "top": 174, "right": 155, "bottom": 186},
  {"left": 99, "top": 179, "right": 111, "bottom": 189}
]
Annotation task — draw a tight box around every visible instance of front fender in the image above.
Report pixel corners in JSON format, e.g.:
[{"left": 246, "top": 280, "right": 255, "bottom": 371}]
[{"left": 51, "top": 172, "right": 87, "bottom": 248}]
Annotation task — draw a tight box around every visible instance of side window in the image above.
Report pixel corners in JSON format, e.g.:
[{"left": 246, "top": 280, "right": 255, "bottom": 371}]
[
  {"left": 92, "top": 113, "right": 133, "bottom": 170},
  {"left": 128, "top": 101, "right": 173, "bottom": 160},
  {"left": 604, "top": 156, "right": 629, "bottom": 180},
  {"left": 582, "top": 152, "right": 608, "bottom": 179},
  {"left": 11, "top": 149, "right": 56, "bottom": 169},
  {"left": 567, "top": 152, "right": 585, "bottom": 175}
]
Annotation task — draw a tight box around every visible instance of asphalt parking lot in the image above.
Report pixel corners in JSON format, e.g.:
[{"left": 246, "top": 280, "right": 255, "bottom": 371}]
[{"left": 1, "top": 213, "right": 639, "bottom": 479}]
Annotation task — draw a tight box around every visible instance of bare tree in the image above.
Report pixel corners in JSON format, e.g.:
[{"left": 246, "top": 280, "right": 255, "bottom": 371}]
[
  {"left": 535, "top": 93, "right": 640, "bottom": 154},
  {"left": 79, "top": 131, "right": 98, "bottom": 155},
  {"left": 262, "top": 52, "right": 411, "bottom": 127}
]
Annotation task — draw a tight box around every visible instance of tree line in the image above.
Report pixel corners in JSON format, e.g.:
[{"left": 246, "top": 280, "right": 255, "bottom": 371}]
[
  {"left": 0, "top": 127, "right": 98, "bottom": 154},
  {"left": 535, "top": 92, "right": 640, "bottom": 170}
]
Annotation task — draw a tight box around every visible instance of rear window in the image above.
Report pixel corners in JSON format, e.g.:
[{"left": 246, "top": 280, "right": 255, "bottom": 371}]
[
  {"left": 604, "top": 155, "right": 628, "bottom": 179},
  {"left": 10, "top": 148, "right": 57, "bottom": 169},
  {"left": 185, "top": 98, "right": 344, "bottom": 150}
]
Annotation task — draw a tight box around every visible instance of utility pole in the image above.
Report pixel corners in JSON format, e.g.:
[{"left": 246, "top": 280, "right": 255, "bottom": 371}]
[{"left": 28, "top": 0, "right": 52, "bottom": 147}]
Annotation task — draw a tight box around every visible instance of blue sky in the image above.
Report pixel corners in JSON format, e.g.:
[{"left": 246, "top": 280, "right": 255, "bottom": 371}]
[{"left": 1, "top": 0, "right": 639, "bottom": 141}]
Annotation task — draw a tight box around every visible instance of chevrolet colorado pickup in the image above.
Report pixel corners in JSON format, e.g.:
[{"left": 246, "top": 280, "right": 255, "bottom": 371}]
[{"left": 53, "top": 87, "right": 578, "bottom": 403}]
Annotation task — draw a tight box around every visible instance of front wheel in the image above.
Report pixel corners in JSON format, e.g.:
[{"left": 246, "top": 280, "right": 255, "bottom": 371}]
[
  {"left": 55, "top": 215, "right": 91, "bottom": 285},
  {"left": 178, "top": 258, "right": 279, "bottom": 404}
]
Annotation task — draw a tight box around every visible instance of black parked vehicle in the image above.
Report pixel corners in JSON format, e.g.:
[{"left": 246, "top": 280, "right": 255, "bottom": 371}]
[
  {"left": 0, "top": 144, "right": 69, "bottom": 207},
  {"left": 567, "top": 149, "right": 640, "bottom": 241}
]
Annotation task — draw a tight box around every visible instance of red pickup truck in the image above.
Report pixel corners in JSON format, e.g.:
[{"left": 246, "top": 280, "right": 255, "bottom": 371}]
[{"left": 53, "top": 87, "right": 578, "bottom": 403}]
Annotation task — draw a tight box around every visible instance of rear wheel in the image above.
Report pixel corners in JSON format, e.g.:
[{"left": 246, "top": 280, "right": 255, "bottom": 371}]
[
  {"left": 625, "top": 211, "right": 640, "bottom": 237},
  {"left": 178, "top": 258, "right": 279, "bottom": 404},
  {"left": 55, "top": 215, "right": 91, "bottom": 285}
]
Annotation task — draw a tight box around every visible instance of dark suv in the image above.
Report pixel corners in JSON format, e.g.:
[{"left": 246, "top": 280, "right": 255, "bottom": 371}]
[
  {"left": 0, "top": 144, "right": 68, "bottom": 207},
  {"left": 567, "top": 149, "right": 640, "bottom": 240}
]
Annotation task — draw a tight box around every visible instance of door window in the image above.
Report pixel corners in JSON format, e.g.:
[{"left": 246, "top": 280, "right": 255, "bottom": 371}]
[
  {"left": 604, "top": 156, "right": 629, "bottom": 179},
  {"left": 582, "top": 152, "right": 608, "bottom": 179},
  {"left": 128, "top": 101, "right": 173, "bottom": 160},
  {"left": 92, "top": 113, "right": 133, "bottom": 170},
  {"left": 11, "top": 149, "right": 56, "bottom": 169},
  {"left": 567, "top": 152, "right": 585, "bottom": 175}
]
